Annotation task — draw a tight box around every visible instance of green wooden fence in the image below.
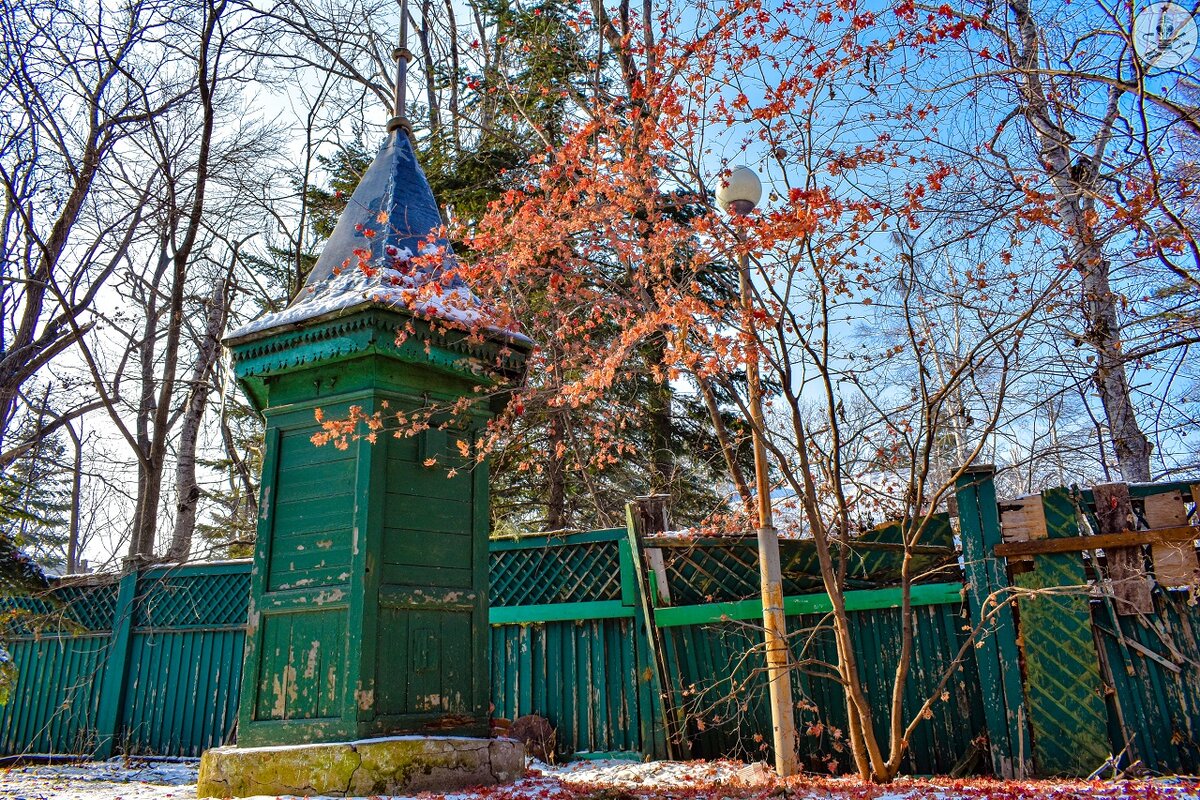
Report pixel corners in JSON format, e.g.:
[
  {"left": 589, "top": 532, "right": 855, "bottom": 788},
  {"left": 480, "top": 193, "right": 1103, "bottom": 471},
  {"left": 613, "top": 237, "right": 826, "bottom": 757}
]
[
  {"left": 0, "top": 561, "right": 247, "bottom": 758},
  {"left": 4, "top": 487, "right": 1200, "bottom": 775},
  {"left": 0, "top": 526, "right": 976, "bottom": 768},
  {"left": 955, "top": 469, "right": 1200, "bottom": 778}
]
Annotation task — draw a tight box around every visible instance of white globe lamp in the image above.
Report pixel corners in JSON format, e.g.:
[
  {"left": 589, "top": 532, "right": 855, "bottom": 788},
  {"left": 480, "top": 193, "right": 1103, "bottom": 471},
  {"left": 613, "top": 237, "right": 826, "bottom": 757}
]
[{"left": 715, "top": 166, "right": 762, "bottom": 216}]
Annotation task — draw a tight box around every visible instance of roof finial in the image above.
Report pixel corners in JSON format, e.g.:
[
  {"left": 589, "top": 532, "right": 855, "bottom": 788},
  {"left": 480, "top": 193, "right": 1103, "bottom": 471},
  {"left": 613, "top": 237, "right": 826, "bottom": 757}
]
[{"left": 388, "top": 0, "right": 414, "bottom": 138}]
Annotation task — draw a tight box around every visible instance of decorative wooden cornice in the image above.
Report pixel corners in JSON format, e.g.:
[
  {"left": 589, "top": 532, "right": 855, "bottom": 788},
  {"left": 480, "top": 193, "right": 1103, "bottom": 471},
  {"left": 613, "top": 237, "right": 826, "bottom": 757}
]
[{"left": 226, "top": 306, "right": 529, "bottom": 411}]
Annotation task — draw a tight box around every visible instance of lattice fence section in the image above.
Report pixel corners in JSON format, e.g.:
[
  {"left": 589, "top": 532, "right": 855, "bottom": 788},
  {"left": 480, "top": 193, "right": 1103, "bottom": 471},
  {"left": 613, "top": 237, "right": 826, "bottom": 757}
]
[
  {"left": 56, "top": 583, "right": 120, "bottom": 630},
  {"left": 655, "top": 515, "right": 960, "bottom": 605},
  {"left": 135, "top": 570, "right": 252, "bottom": 629},
  {"left": 1, "top": 582, "right": 120, "bottom": 635},
  {"left": 1013, "top": 488, "right": 1111, "bottom": 776},
  {"left": 490, "top": 539, "right": 622, "bottom": 606}
]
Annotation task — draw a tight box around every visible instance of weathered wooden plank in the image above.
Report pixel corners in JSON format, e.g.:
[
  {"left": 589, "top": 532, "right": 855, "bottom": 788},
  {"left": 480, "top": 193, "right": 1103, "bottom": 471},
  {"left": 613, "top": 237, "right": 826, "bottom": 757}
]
[
  {"left": 995, "top": 525, "right": 1199, "bottom": 557},
  {"left": 645, "top": 548, "right": 673, "bottom": 606},
  {"left": 999, "top": 494, "right": 1047, "bottom": 566},
  {"left": 1094, "top": 483, "right": 1154, "bottom": 615},
  {"left": 954, "top": 465, "right": 1030, "bottom": 779},
  {"left": 1145, "top": 490, "right": 1199, "bottom": 589},
  {"left": 1000, "top": 494, "right": 1049, "bottom": 542}
]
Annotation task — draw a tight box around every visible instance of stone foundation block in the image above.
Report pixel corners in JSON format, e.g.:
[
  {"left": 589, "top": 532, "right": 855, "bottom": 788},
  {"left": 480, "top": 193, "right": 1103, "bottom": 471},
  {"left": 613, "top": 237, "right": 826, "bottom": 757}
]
[{"left": 197, "top": 735, "right": 524, "bottom": 798}]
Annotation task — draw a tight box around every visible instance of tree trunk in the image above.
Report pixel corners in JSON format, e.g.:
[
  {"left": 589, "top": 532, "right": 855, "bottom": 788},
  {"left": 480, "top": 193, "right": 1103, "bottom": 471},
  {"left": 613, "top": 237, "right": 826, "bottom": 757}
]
[
  {"left": 1007, "top": 0, "right": 1152, "bottom": 481},
  {"left": 545, "top": 410, "right": 567, "bottom": 530},
  {"left": 167, "top": 271, "right": 232, "bottom": 562},
  {"left": 1081, "top": 254, "right": 1152, "bottom": 481},
  {"left": 65, "top": 419, "right": 83, "bottom": 573}
]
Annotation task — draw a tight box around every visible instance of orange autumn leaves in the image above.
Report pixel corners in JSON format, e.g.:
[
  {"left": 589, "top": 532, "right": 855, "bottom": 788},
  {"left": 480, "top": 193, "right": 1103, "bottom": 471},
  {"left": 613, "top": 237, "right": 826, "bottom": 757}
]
[{"left": 309, "top": 0, "right": 972, "bottom": 465}]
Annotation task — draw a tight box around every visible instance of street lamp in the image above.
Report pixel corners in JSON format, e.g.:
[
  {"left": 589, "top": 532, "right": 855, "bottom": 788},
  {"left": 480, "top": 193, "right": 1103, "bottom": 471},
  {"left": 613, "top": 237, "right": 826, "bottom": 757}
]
[{"left": 716, "top": 166, "right": 799, "bottom": 778}]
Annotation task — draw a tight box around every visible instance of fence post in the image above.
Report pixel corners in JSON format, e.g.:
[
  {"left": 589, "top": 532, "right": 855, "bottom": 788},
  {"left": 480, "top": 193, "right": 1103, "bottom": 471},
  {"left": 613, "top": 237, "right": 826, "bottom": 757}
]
[
  {"left": 954, "top": 465, "right": 1030, "bottom": 778},
  {"left": 94, "top": 568, "right": 139, "bottom": 759},
  {"left": 625, "top": 496, "right": 682, "bottom": 760}
]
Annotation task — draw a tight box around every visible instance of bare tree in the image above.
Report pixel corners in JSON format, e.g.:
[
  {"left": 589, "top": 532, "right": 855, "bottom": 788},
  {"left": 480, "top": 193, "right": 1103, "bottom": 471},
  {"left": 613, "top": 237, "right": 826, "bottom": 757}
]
[
  {"left": 0, "top": 0, "right": 185, "bottom": 458},
  {"left": 911, "top": 0, "right": 1200, "bottom": 481}
]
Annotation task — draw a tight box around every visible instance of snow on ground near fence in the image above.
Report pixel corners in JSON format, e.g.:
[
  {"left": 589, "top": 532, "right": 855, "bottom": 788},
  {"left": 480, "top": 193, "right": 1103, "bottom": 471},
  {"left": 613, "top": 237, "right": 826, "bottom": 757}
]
[{"left": 1, "top": 757, "right": 1199, "bottom": 800}]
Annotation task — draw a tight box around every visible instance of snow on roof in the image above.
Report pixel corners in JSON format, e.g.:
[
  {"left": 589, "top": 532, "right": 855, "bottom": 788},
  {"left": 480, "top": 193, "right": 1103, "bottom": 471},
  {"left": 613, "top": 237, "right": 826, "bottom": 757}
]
[
  {"left": 227, "top": 129, "right": 527, "bottom": 346},
  {"left": 227, "top": 245, "right": 528, "bottom": 345}
]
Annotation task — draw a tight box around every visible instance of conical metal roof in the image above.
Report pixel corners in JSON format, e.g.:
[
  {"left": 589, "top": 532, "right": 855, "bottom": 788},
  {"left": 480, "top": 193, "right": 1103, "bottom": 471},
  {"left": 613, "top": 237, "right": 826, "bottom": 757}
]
[
  {"left": 227, "top": 129, "right": 526, "bottom": 344},
  {"left": 299, "top": 129, "right": 449, "bottom": 293}
]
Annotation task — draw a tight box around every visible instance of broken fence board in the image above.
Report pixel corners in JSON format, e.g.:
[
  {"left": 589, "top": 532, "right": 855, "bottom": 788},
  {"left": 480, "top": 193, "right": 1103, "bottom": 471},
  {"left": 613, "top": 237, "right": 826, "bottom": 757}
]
[{"left": 1145, "top": 490, "right": 1198, "bottom": 590}]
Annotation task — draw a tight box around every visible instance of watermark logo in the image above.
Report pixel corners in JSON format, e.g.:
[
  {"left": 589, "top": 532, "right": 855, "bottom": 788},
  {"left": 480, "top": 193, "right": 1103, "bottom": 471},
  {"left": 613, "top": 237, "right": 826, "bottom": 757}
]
[{"left": 1134, "top": 2, "right": 1198, "bottom": 70}]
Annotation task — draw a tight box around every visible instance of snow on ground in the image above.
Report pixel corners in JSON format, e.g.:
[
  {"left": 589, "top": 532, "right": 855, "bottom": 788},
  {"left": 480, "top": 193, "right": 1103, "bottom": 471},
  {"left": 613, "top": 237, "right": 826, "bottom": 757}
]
[
  {"left": 1, "top": 757, "right": 1199, "bottom": 800},
  {"left": 0, "top": 758, "right": 196, "bottom": 799}
]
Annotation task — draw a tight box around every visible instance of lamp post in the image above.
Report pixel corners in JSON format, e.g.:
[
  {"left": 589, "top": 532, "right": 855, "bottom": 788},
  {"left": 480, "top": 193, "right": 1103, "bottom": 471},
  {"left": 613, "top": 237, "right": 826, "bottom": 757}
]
[{"left": 716, "top": 166, "right": 798, "bottom": 778}]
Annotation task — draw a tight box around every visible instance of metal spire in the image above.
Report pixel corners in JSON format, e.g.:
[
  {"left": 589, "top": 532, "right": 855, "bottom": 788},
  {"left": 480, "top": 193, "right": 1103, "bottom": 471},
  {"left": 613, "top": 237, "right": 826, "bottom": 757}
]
[{"left": 388, "top": 0, "right": 413, "bottom": 137}]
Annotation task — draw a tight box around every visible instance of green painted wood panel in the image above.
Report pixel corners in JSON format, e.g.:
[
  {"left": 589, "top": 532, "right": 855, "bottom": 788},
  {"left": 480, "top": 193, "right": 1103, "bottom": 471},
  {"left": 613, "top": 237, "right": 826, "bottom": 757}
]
[
  {"left": 121, "top": 629, "right": 245, "bottom": 755},
  {"left": 0, "top": 635, "right": 109, "bottom": 754},
  {"left": 1094, "top": 589, "right": 1200, "bottom": 773},
  {"left": 375, "top": 607, "right": 476, "bottom": 717},
  {"left": 266, "top": 427, "right": 355, "bottom": 594},
  {"left": 252, "top": 608, "right": 345, "bottom": 721},
  {"left": 657, "top": 600, "right": 985, "bottom": 773},
  {"left": 490, "top": 617, "right": 647, "bottom": 756},
  {"left": 1013, "top": 488, "right": 1111, "bottom": 776},
  {"left": 0, "top": 563, "right": 251, "bottom": 758}
]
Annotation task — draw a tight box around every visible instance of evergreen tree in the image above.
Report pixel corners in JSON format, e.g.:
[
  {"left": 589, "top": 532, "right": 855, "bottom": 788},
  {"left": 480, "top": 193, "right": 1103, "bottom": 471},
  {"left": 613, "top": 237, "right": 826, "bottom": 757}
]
[
  {"left": 305, "top": 142, "right": 375, "bottom": 240},
  {"left": 0, "top": 417, "right": 71, "bottom": 572},
  {"left": 421, "top": 0, "right": 590, "bottom": 225}
]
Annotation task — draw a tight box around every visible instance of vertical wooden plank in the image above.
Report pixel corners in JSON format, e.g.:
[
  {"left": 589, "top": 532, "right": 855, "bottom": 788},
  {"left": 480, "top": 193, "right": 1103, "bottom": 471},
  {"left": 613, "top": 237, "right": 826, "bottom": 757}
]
[
  {"left": 237, "top": 424, "right": 281, "bottom": 738},
  {"left": 618, "top": 614, "right": 639, "bottom": 753},
  {"left": 591, "top": 621, "right": 608, "bottom": 751},
  {"left": 644, "top": 548, "right": 672, "bottom": 606},
  {"left": 94, "top": 570, "right": 138, "bottom": 759},
  {"left": 1094, "top": 483, "right": 1153, "bottom": 614},
  {"left": 1145, "top": 490, "right": 1198, "bottom": 589},
  {"left": 618, "top": 539, "right": 636, "bottom": 606},
  {"left": 954, "top": 465, "right": 1030, "bottom": 778},
  {"left": 625, "top": 497, "right": 678, "bottom": 760},
  {"left": 533, "top": 622, "right": 547, "bottom": 718},
  {"left": 193, "top": 630, "right": 215, "bottom": 755},
  {"left": 349, "top": 405, "right": 385, "bottom": 736}
]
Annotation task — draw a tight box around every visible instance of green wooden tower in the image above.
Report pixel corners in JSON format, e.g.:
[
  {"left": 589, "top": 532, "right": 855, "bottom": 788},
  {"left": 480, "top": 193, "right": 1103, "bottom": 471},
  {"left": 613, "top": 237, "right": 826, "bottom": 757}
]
[{"left": 224, "top": 114, "right": 529, "bottom": 747}]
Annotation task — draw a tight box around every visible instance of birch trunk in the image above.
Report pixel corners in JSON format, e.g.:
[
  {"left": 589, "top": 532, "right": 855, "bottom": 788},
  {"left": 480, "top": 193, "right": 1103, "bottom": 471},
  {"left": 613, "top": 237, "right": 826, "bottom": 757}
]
[{"left": 167, "top": 272, "right": 232, "bottom": 562}]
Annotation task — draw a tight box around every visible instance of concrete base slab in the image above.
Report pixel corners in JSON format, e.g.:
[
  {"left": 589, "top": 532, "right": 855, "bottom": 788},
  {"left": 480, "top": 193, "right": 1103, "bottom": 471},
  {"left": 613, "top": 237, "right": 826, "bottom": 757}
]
[{"left": 197, "top": 735, "right": 524, "bottom": 798}]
